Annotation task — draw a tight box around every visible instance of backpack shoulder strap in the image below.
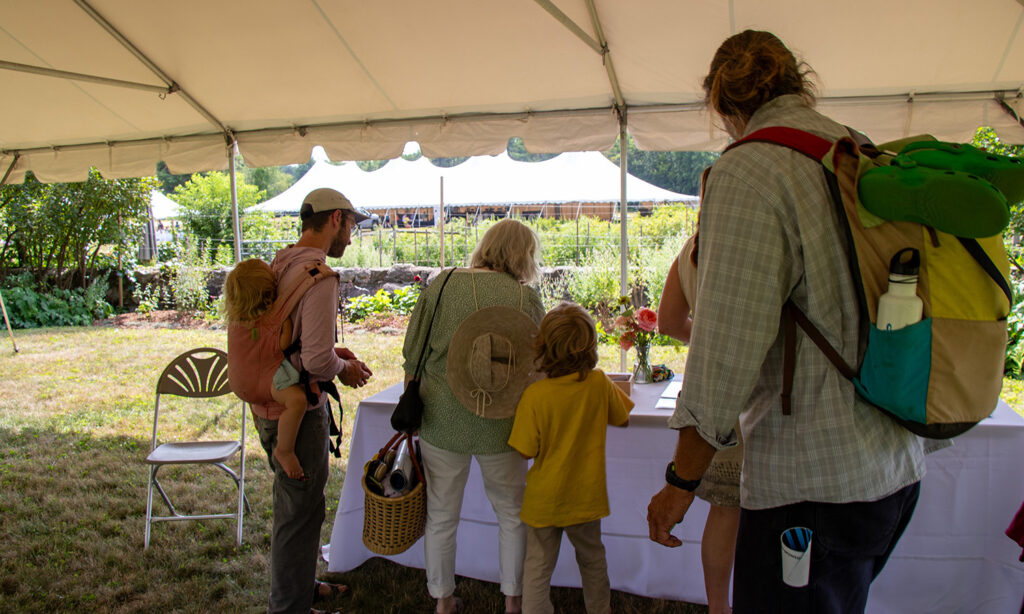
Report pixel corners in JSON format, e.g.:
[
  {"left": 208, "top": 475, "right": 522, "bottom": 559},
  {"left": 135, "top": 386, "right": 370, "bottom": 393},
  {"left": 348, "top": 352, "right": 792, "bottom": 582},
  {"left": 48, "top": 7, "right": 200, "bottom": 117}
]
[
  {"left": 727, "top": 127, "right": 860, "bottom": 415},
  {"left": 726, "top": 126, "right": 833, "bottom": 161}
]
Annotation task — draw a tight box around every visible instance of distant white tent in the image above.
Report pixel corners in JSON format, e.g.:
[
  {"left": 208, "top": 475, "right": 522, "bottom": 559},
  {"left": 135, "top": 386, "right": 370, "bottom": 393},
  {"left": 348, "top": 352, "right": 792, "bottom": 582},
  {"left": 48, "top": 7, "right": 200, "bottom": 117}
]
[
  {"left": 150, "top": 190, "right": 180, "bottom": 220},
  {"left": 255, "top": 152, "right": 696, "bottom": 215}
]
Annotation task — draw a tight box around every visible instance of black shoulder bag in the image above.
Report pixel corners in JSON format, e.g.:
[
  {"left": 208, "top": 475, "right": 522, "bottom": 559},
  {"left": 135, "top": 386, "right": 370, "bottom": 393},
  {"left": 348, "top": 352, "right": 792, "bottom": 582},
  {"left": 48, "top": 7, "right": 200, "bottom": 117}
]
[{"left": 391, "top": 268, "right": 456, "bottom": 434}]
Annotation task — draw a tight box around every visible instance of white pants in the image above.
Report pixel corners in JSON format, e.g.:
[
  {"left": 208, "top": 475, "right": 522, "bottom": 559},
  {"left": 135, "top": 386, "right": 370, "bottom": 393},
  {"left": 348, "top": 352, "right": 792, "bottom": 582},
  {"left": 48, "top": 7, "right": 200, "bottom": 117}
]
[{"left": 420, "top": 438, "right": 527, "bottom": 599}]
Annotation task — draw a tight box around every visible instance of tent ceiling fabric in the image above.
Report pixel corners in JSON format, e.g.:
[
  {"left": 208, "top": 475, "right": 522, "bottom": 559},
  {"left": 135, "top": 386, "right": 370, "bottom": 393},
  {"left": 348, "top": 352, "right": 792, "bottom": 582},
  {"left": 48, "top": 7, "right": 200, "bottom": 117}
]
[{"left": 1, "top": 0, "right": 1022, "bottom": 183}]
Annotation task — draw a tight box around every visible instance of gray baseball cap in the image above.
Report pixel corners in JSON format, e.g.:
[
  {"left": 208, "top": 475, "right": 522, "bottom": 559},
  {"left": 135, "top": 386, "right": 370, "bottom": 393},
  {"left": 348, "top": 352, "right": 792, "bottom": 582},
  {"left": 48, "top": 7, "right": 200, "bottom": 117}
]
[{"left": 299, "top": 187, "right": 369, "bottom": 223}]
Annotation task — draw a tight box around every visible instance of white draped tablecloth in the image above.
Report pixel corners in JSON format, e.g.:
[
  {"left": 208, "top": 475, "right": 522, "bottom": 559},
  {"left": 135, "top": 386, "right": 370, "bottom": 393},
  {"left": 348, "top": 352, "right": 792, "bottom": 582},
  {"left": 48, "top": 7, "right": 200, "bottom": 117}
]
[{"left": 327, "top": 377, "right": 1024, "bottom": 613}]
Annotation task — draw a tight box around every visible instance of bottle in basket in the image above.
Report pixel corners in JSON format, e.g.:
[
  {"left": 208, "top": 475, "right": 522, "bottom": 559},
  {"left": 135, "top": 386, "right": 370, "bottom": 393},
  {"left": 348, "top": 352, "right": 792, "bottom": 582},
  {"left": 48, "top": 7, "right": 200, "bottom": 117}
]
[{"left": 387, "top": 438, "right": 415, "bottom": 493}]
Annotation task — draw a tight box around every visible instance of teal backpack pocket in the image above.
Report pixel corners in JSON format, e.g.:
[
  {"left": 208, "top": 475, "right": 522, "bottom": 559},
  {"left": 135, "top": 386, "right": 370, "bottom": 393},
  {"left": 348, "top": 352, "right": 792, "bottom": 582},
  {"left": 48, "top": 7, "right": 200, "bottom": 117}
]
[{"left": 854, "top": 318, "right": 932, "bottom": 424}]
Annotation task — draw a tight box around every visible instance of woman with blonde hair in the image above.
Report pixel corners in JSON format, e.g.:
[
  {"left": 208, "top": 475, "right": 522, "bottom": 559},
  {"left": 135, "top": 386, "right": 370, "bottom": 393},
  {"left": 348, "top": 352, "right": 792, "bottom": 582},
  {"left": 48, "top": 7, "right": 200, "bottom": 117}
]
[{"left": 403, "top": 218, "right": 545, "bottom": 614}]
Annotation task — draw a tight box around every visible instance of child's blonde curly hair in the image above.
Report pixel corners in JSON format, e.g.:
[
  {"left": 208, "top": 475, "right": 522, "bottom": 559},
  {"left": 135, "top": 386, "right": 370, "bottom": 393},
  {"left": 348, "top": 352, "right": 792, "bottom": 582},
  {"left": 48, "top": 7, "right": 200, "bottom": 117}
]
[
  {"left": 222, "top": 259, "right": 276, "bottom": 322},
  {"left": 535, "top": 302, "right": 598, "bottom": 381}
]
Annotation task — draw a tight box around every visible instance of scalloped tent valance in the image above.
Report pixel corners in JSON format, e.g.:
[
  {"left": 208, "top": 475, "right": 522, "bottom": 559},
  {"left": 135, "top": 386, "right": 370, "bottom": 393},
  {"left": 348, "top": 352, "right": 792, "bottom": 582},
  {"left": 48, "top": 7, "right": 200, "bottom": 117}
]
[{"left": 1, "top": 0, "right": 1022, "bottom": 184}]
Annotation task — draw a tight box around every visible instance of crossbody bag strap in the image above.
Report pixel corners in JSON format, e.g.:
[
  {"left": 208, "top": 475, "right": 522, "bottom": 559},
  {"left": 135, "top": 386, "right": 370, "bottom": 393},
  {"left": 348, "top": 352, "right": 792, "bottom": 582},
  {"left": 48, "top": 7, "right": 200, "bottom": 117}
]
[{"left": 411, "top": 268, "right": 457, "bottom": 379}]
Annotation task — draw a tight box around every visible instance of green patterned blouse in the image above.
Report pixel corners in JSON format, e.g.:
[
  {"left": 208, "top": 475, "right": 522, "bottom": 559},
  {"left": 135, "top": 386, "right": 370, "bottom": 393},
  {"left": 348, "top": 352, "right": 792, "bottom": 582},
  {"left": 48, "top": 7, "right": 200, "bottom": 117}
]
[{"left": 402, "top": 268, "right": 545, "bottom": 455}]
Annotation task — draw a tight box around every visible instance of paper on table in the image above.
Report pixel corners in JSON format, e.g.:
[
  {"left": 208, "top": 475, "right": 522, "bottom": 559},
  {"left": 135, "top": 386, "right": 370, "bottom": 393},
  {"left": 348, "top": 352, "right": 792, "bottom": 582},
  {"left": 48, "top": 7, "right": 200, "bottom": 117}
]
[
  {"left": 655, "top": 397, "right": 676, "bottom": 410},
  {"left": 661, "top": 380, "right": 681, "bottom": 399}
]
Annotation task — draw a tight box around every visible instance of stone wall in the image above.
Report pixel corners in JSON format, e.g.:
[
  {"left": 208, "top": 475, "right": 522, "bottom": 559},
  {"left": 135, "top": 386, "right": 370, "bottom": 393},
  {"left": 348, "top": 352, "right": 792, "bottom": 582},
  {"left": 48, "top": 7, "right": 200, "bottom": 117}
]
[{"left": 122, "top": 263, "right": 575, "bottom": 309}]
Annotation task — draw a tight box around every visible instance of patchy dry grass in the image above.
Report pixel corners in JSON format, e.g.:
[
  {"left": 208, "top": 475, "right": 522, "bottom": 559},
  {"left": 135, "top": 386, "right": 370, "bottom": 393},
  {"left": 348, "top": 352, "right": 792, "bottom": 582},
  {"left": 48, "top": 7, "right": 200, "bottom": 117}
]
[{"left": 0, "top": 325, "right": 704, "bottom": 614}]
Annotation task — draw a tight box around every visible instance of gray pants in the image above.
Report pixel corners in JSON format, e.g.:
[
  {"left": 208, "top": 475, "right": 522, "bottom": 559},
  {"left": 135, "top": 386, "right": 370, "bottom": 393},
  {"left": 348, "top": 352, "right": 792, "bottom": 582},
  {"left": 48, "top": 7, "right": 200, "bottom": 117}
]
[{"left": 256, "top": 404, "right": 330, "bottom": 614}]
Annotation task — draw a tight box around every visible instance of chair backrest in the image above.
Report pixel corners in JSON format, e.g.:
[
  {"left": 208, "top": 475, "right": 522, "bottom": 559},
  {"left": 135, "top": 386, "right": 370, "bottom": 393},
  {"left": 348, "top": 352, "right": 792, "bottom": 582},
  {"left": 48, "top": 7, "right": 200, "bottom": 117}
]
[
  {"left": 157, "top": 347, "right": 231, "bottom": 397},
  {"left": 152, "top": 347, "right": 235, "bottom": 450}
]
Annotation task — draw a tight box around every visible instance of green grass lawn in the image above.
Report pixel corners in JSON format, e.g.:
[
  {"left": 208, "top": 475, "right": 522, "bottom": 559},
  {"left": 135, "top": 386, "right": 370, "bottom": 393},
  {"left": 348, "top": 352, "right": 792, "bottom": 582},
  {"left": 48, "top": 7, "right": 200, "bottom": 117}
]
[{"left": 0, "top": 325, "right": 702, "bottom": 614}]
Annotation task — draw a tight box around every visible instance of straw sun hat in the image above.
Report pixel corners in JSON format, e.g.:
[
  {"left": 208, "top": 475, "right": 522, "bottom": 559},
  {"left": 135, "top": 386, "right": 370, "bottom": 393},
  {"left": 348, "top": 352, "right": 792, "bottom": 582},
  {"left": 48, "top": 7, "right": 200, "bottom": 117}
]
[{"left": 446, "top": 305, "right": 539, "bottom": 420}]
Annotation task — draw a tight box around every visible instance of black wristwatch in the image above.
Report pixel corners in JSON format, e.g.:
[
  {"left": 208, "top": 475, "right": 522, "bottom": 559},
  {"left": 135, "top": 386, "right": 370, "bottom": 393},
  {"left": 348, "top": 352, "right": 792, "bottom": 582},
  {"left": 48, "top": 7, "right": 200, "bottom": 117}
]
[{"left": 665, "top": 462, "right": 702, "bottom": 492}]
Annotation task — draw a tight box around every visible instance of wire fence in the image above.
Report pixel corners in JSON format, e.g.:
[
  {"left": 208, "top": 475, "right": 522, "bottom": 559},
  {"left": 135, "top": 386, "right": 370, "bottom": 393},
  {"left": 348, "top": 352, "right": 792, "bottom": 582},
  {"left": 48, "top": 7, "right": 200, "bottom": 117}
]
[{"left": 153, "top": 202, "right": 699, "bottom": 272}]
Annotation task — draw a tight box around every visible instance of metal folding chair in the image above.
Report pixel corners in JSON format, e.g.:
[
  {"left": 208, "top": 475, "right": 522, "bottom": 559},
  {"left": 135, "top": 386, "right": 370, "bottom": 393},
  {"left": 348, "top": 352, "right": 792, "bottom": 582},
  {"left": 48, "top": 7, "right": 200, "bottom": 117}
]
[{"left": 144, "top": 347, "right": 250, "bottom": 549}]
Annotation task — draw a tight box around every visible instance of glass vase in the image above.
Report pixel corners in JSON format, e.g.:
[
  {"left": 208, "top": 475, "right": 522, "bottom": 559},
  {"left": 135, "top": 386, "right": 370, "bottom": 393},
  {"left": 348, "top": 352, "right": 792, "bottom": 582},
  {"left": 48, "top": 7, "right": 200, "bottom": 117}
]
[{"left": 633, "top": 342, "right": 653, "bottom": 384}]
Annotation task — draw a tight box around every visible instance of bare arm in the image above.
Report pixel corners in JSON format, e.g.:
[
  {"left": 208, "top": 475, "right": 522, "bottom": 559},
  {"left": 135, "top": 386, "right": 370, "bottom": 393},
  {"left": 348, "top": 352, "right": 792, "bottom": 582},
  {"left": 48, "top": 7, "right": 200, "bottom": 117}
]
[
  {"left": 657, "top": 257, "right": 693, "bottom": 343},
  {"left": 647, "top": 426, "right": 716, "bottom": 547}
]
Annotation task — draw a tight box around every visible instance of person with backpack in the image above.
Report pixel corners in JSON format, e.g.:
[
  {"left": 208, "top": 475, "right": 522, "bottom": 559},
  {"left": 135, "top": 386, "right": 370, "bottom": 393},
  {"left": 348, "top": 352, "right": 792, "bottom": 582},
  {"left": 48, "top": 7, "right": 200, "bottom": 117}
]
[
  {"left": 251, "top": 187, "right": 373, "bottom": 614},
  {"left": 646, "top": 31, "right": 926, "bottom": 613},
  {"left": 224, "top": 258, "right": 310, "bottom": 479}
]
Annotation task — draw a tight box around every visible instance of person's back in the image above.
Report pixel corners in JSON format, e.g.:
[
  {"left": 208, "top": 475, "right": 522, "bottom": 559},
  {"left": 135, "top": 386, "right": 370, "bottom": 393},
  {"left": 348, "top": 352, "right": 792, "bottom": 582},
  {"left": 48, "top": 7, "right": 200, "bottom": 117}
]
[
  {"left": 684, "top": 96, "right": 924, "bottom": 506},
  {"left": 510, "top": 302, "right": 632, "bottom": 614},
  {"left": 647, "top": 30, "right": 925, "bottom": 614}
]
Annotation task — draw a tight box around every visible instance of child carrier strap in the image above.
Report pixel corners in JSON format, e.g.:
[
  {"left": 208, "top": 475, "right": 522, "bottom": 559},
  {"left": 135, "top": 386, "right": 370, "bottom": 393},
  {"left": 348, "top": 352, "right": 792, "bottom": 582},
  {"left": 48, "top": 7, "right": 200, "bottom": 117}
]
[{"left": 276, "top": 261, "right": 345, "bottom": 456}]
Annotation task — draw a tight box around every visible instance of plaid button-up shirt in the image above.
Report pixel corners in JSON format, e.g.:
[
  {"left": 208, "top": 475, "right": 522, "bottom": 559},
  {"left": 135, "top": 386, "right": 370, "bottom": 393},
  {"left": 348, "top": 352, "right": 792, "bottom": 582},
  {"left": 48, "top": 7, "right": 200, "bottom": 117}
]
[{"left": 669, "top": 95, "right": 925, "bottom": 509}]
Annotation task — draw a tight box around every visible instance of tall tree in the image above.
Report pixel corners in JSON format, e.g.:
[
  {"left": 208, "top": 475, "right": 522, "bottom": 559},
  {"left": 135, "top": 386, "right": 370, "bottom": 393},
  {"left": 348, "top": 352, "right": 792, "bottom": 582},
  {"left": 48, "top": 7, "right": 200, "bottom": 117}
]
[
  {"left": 282, "top": 160, "right": 315, "bottom": 181},
  {"left": 155, "top": 161, "right": 192, "bottom": 194},
  {"left": 429, "top": 156, "right": 469, "bottom": 168},
  {"left": 0, "top": 170, "right": 155, "bottom": 288},
  {"left": 604, "top": 134, "right": 718, "bottom": 196},
  {"left": 245, "top": 165, "right": 295, "bottom": 200},
  {"left": 507, "top": 137, "right": 559, "bottom": 162},
  {"left": 356, "top": 160, "right": 388, "bottom": 171},
  {"left": 173, "top": 172, "right": 268, "bottom": 263},
  {"left": 973, "top": 127, "right": 1024, "bottom": 241}
]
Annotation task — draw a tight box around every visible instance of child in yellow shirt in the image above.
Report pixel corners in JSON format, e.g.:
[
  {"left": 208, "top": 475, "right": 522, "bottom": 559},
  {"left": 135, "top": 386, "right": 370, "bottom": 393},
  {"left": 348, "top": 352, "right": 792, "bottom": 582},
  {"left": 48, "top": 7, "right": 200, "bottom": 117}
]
[{"left": 508, "top": 302, "right": 633, "bottom": 614}]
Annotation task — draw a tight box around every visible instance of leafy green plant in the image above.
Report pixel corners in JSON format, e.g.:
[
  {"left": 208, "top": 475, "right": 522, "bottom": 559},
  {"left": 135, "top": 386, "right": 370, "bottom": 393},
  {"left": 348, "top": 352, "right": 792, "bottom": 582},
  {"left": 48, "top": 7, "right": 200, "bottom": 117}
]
[
  {"left": 1005, "top": 275, "right": 1024, "bottom": 378},
  {"left": 0, "top": 272, "right": 113, "bottom": 328},
  {"left": 344, "top": 284, "right": 421, "bottom": 322},
  {"left": 390, "top": 285, "right": 420, "bottom": 315},
  {"left": 133, "top": 281, "right": 161, "bottom": 318},
  {"left": 159, "top": 242, "right": 213, "bottom": 314}
]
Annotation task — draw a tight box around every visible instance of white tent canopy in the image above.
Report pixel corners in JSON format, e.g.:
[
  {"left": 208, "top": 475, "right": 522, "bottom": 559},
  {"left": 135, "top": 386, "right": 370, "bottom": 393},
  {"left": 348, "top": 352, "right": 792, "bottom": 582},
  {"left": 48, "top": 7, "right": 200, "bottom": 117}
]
[
  {"left": 255, "top": 152, "right": 696, "bottom": 214},
  {"left": 2, "top": 0, "right": 1022, "bottom": 184},
  {"left": 149, "top": 190, "right": 179, "bottom": 220}
]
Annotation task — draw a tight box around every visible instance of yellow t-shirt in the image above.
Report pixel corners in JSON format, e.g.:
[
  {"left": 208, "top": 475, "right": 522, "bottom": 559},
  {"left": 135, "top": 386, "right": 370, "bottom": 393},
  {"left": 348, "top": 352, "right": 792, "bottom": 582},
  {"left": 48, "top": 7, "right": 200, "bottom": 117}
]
[{"left": 508, "top": 369, "right": 633, "bottom": 528}]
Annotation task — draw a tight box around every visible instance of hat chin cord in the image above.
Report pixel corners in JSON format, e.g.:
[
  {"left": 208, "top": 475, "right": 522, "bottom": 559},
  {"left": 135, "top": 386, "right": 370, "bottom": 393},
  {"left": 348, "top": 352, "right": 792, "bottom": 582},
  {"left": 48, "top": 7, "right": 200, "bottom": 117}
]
[{"left": 468, "top": 339, "right": 516, "bottom": 417}]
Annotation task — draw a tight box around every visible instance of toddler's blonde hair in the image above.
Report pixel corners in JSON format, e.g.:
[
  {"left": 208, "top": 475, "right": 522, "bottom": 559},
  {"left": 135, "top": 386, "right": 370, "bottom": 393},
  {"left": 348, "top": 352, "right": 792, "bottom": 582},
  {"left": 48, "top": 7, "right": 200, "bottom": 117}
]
[
  {"left": 223, "top": 259, "right": 276, "bottom": 322},
  {"left": 535, "top": 302, "right": 598, "bottom": 381}
]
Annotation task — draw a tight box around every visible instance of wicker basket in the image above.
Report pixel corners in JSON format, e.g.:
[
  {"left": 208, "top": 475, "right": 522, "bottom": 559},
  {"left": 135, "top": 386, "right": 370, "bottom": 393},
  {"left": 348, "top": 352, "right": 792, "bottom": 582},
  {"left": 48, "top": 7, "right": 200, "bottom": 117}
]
[{"left": 362, "top": 433, "right": 427, "bottom": 555}]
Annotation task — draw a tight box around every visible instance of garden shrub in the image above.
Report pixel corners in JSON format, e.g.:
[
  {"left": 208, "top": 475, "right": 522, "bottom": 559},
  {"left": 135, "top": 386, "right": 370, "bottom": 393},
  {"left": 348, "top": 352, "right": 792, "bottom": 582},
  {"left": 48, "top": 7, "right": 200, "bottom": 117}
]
[
  {"left": 1, "top": 273, "right": 113, "bottom": 328},
  {"left": 1005, "top": 274, "right": 1024, "bottom": 378},
  {"left": 344, "top": 284, "right": 422, "bottom": 322},
  {"left": 159, "top": 242, "right": 213, "bottom": 314}
]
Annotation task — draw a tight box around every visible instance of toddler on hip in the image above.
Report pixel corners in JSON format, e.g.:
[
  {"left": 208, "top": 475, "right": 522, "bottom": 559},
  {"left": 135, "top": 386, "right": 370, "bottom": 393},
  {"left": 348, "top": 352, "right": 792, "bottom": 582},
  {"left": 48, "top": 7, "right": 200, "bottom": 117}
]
[{"left": 223, "top": 259, "right": 309, "bottom": 479}]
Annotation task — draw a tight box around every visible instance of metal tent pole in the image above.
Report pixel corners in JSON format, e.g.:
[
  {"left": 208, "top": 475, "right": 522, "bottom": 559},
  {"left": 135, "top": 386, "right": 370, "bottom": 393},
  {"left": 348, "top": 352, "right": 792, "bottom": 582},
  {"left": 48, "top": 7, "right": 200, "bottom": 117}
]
[
  {"left": 439, "top": 177, "right": 445, "bottom": 269},
  {"left": 618, "top": 116, "right": 628, "bottom": 373},
  {"left": 228, "top": 139, "right": 241, "bottom": 262},
  {"left": 0, "top": 290, "right": 18, "bottom": 353}
]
